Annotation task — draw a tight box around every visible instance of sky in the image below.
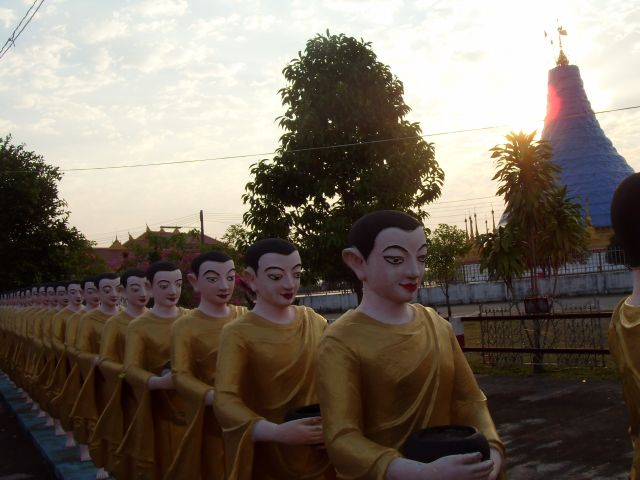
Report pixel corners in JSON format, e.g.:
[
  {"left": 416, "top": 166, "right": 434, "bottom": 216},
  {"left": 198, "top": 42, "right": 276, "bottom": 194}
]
[{"left": 1, "top": 0, "right": 639, "bottom": 247}]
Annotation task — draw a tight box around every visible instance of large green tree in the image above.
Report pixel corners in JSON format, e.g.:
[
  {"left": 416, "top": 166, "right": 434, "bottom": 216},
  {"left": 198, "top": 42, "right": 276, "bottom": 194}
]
[
  {"left": 425, "top": 224, "right": 471, "bottom": 319},
  {"left": 243, "top": 32, "right": 444, "bottom": 289},
  {"left": 0, "top": 135, "right": 102, "bottom": 290}
]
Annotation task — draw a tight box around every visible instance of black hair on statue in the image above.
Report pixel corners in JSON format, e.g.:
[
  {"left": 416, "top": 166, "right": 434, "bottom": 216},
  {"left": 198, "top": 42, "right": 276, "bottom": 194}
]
[
  {"left": 146, "top": 261, "right": 180, "bottom": 283},
  {"left": 67, "top": 280, "right": 82, "bottom": 288},
  {"left": 244, "top": 238, "right": 298, "bottom": 272},
  {"left": 55, "top": 282, "right": 67, "bottom": 291},
  {"left": 81, "top": 276, "right": 97, "bottom": 290},
  {"left": 191, "top": 251, "right": 233, "bottom": 277},
  {"left": 611, "top": 173, "right": 640, "bottom": 268},
  {"left": 348, "top": 210, "right": 423, "bottom": 261},
  {"left": 120, "top": 269, "right": 146, "bottom": 288},
  {"left": 95, "top": 272, "right": 119, "bottom": 289}
]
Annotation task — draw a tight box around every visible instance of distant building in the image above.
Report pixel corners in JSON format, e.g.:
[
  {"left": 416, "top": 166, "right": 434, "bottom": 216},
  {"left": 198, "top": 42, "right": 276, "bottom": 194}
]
[{"left": 93, "top": 226, "right": 225, "bottom": 271}]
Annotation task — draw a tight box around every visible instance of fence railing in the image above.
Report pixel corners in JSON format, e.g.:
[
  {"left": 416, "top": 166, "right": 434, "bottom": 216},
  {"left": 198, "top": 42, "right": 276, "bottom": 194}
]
[
  {"left": 436, "top": 247, "right": 628, "bottom": 285},
  {"left": 460, "top": 308, "right": 611, "bottom": 368}
]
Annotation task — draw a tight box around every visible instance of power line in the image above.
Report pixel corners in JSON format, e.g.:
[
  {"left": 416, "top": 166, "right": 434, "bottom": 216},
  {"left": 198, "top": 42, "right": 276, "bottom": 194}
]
[
  {"left": 0, "top": 0, "right": 46, "bottom": 61},
  {"left": 36, "top": 104, "right": 640, "bottom": 174},
  {"left": 2, "top": 103, "right": 638, "bottom": 176}
]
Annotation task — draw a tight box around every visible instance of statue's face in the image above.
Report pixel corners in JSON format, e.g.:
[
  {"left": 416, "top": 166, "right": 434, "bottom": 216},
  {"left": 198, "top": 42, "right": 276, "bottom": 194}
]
[
  {"left": 67, "top": 283, "right": 83, "bottom": 307},
  {"left": 98, "top": 278, "right": 120, "bottom": 308},
  {"left": 39, "top": 287, "right": 47, "bottom": 306},
  {"left": 251, "top": 251, "right": 302, "bottom": 308},
  {"left": 84, "top": 282, "right": 100, "bottom": 308},
  {"left": 56, "top": 286, "right": 68, "bottom": 307},
  {"left": 361, "top": 227, "right": 427, "bottom": 304},
  {"left": 151, "top": 270, "right": 182, "bottom": 308},
  {"left": 124, "top": 276, "right": 148, "bottom": 308},
  {"left": 193, "top": 260, "right": 235, "bottom": 306},
  {"left": 47, "top": 287, "right": 57, "bottom": 307}
]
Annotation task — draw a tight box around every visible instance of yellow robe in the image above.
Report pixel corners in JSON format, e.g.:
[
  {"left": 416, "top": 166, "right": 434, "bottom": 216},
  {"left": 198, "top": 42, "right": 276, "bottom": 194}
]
[
  {"left": 70, "top": 309, "right": 116, "bottom": 444},
  {"left": 50, "top": 309, "right": 89, "bottom": 432},
  {"left": 317, "top": 305, "right": 506, "bottom": 480},
  {"left": 25, "top": 308, "right": 46, "bottom": 396},
  {"left": 45, "top": 308, "right": 80, "bottom": 419},
  {"left": 36, "top": 308, "right": 64, "bottom": 411},
  {"left": 112, "top": 308, "right": 189, "bottom": 480},
  {"left": 89, "top": 310, "right": 138, "bottom": 469},
  {"left": 213, "top": 306, "right": 333, "bottom": 480},
  {"left": 609, "top": 298, "right": 640, "bottom": 480},
  {"left": 164, "top": 305, "right": 248, "bottom": 480}
]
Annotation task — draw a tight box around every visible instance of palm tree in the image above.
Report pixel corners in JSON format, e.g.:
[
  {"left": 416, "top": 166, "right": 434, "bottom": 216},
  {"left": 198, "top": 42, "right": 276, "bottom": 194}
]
[{"left": 491, "top": 131, "right": 559, "bottom": 297}]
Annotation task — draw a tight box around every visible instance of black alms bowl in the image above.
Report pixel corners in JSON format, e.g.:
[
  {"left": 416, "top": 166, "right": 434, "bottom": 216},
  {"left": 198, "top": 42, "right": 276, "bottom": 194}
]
[
  {"left": 401, "top": 425, "right": 490, "bottom": 464},
  {"left": 283, "top": 403, "right": 321, "bottom": 423}
]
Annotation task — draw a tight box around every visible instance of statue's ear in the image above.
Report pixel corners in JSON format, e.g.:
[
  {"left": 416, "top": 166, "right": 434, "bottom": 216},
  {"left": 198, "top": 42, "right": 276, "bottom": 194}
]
[
  {"left": 145, "top": 279, "right": 153, "bottom": 298},
  {"left": 242, "top": 267, "right": 257, "bottom": 293},
  {"left": 187, "top": 272, "right": 198, "bottom": 292},
  {"left": 342, "top": 247, "right": 366, "bottom": 282}
]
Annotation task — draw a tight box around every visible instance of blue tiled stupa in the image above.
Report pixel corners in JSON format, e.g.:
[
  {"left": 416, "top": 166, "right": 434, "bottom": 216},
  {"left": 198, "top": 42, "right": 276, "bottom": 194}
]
[{"left": 541, "top": 52, "right": 635, "bottom": 228}]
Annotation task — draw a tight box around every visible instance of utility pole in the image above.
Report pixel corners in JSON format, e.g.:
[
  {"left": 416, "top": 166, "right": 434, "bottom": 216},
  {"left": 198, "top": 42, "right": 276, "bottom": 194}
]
[{"left": 200, "top": 209, "right": 204, "bottom": 246}]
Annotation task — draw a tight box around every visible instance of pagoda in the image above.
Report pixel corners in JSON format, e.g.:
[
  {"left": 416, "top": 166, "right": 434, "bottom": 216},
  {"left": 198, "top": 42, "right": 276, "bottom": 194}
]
[{"left": 540, "top": 35, "right": 635, "bottom": 245}]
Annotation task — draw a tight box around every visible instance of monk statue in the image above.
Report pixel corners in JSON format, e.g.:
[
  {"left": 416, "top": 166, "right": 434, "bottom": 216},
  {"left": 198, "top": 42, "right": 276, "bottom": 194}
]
[
  {"left": 317, "top": 210, "right": 506, "bottom": 480},
  {"left": 609, "top": 172, "right": 640, "bottom": 480},
  {"left": 213, "top": 238, "right": 334, "bottom": 479}
]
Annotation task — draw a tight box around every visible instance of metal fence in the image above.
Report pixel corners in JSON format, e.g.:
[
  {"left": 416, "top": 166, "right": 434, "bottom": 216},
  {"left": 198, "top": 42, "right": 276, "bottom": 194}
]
[
  {"left": 455, "top": 247, "right": 627, "bottom": 285},
  {"left": 461, "top": 303, "right": 610, "bottom": 368}
]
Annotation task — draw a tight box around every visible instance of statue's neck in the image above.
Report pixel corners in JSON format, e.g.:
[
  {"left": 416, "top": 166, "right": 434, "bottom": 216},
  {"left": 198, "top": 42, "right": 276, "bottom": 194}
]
[{"left": 629, "top": 269, "right": 640, "bottom": 306}]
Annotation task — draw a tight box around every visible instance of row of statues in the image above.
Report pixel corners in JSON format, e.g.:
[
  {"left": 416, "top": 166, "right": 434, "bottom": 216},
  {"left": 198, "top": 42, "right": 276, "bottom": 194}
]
[{"left": 0, "top": 195, "right": 639, "bottom": 480}]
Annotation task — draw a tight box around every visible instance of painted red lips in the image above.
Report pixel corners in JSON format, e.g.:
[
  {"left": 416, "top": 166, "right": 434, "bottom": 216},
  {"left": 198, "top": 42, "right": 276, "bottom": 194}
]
[{"left": 400, "top": 283, "right": 418, "bottom": 292}]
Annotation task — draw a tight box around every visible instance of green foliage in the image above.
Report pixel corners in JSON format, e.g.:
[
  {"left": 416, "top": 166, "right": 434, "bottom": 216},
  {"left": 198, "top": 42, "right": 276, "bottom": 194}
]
[
  {"left": 488, "top": 130, "right": 589, "bottom": 297},
  {"left": 0, "top": 135, "right": 101, "bottom": 290},
  {"left": 425, "top": 224, "right": 471, "bottom": 318},
  {"left": 539, "top": 186, "right": 590, "bottom": 274},
  {"left": 221, "top": 224, "right": 252, "bottom": 254},
  {"left": 475, "top": 225, "right": 526, "bottom": 297},
  {"left": 425, "top": 224, "right": 470, "bottom": 285},
  {"left": 242, "top": 31, "right": 444, "bottom": 287}
]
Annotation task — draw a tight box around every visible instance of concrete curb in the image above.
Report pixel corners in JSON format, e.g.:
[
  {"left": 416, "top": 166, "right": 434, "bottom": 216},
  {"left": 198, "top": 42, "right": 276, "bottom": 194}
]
[{"left": 0, "top": 371, "right": 100, "bottom": 480}]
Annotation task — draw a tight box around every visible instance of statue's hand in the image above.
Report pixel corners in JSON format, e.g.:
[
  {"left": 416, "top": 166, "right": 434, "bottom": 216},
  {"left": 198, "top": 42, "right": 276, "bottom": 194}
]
[{"left": 276, "top": 416, "right": 324, "bottom": 446}]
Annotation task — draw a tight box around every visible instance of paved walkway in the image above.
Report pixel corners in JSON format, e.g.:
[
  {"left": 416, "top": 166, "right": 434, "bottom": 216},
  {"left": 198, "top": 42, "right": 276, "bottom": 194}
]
[
  {"left": 479, "top": 375, "right": 632, "bottom": 479},
  {"left": 0, "top": 370, "right": 633, "bottom": 479}
]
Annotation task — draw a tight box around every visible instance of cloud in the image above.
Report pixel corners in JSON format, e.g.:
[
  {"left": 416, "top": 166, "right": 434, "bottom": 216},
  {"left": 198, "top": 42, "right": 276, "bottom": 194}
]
[
  {"left": 0, "top": 7, "right": 15, "bottom": 28},
  {"left": 132, "top": 0, "right": 188, "bottom": 18},
  {"left": 82, "top": 15, "right": 129, "bottom": 44}
]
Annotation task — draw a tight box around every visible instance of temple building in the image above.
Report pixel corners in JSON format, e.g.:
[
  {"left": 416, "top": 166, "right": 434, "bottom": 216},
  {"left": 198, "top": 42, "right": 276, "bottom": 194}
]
[
  {"left": 93, "top": 226, "right": 225, "bottom": 270},
  {"left": 540, "top": 45, "right": 635, "bottom": 247}
]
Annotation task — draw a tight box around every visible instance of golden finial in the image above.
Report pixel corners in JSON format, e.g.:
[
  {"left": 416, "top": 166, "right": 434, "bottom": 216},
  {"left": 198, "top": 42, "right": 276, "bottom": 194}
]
[{"left": 556, "top": 23, "right": 569, "bottom": 66}]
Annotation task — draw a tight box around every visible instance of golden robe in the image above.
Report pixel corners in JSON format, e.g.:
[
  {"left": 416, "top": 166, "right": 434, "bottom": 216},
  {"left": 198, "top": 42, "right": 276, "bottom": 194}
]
[
  {"left": 164, "top": 305, "right": 248, "bottom": 480},
  {"left": 89, "top": 310, "right": 139, "bottom": 469},
  {"left": 112, "top": 308, "right": 189, "bottom": 480},
  {"left": 213, "top": 306, "right": 333, "bottom": 480},
  {"left": 609, "top": 298, "right": 640, "bottom": 480},
  {"left": 317, "top": 305, "right": 506, "bottom": 480},
  {"left": 35, "top": 308, "right": 64, "bottom": 411},
  {"left": 70, "top": 309, "right": 115, "bottom": 444},
  {"left": 24, "top": 308, "right": 46, "bottom": 396},
  {"left": 45, "top": 308, "right": 80, "bottom": 418},
  {"left": 50, "top": 309, "right": 89, "bottom": 432}
]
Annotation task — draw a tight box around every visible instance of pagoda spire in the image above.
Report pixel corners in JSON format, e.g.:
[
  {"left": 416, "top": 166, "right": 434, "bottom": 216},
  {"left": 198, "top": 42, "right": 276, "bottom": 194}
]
[{"left": 541, "top": 45, "right": 635, "bottom": 228}]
